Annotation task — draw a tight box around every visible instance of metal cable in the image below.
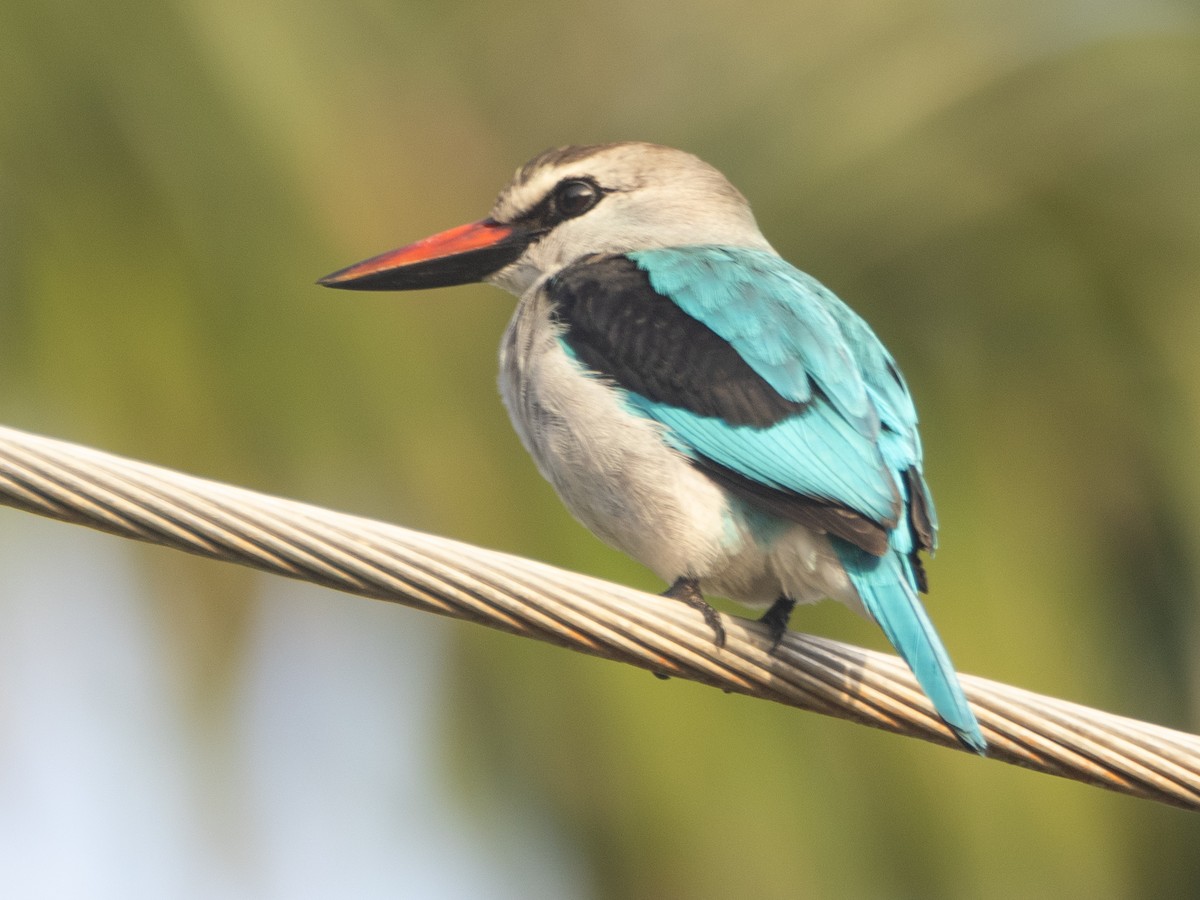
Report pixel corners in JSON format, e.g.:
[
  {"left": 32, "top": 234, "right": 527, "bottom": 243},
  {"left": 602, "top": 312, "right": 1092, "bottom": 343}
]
[{"left": 1, "top": 423, "right": 1197, "bottom": 810}]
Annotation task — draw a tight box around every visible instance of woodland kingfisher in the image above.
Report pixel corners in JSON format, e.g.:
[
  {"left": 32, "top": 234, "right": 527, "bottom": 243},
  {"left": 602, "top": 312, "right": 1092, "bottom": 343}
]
[{"left": 320, "top": 142, "right": 985, "bottom": 752}]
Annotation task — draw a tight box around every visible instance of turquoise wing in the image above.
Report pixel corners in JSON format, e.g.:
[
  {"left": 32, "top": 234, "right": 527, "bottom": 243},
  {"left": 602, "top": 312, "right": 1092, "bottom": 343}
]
[{"left": 629, "top": 245, "right": 935, "bottom": 540}]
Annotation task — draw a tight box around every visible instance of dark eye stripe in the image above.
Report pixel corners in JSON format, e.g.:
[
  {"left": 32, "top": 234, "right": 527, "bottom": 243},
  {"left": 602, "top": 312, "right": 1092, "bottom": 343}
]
[{"left": 514, "top": 177, "right": 608, "bottom": 234}]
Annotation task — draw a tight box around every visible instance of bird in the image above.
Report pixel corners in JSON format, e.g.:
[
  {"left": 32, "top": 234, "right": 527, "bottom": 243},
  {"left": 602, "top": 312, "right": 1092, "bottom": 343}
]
[{"left": 319, "top": 142, "right": 985, "bottom": 753}]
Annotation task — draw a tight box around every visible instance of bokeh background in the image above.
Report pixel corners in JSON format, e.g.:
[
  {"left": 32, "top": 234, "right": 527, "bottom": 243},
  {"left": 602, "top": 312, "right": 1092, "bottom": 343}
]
[{"left": 3, "top": 1, "right": 1200, "bottom": 897}]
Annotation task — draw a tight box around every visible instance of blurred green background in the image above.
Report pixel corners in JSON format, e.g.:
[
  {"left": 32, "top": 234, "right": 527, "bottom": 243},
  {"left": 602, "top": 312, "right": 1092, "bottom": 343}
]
[{"left": 3, "top": 0, "right": 1200, "bottom": 896}]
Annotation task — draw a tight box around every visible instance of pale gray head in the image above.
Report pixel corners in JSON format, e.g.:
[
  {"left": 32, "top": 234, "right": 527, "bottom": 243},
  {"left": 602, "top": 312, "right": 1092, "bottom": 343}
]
[
  {"left": 318, "top": 142, "right": 773, "bottom": 298},
  {"left": 486, "top": 142, "right": 773, "bottom": 295}
]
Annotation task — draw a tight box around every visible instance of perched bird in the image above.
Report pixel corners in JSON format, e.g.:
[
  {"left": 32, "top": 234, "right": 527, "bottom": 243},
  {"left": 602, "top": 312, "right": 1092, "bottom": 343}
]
[{"left": 320, "top": 142, "right": 985, "bottom": 752}]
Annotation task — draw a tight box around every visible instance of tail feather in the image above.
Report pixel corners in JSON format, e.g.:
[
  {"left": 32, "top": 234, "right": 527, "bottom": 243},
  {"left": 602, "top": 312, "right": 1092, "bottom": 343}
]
[{"left": 835, "top": 542, "right": 986, "bottom": 753}]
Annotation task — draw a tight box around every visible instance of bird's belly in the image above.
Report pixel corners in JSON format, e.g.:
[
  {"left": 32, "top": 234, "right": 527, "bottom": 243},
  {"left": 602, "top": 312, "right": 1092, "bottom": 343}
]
[{"left": 499, "top": 310, "right": 853, "bottom": 609}]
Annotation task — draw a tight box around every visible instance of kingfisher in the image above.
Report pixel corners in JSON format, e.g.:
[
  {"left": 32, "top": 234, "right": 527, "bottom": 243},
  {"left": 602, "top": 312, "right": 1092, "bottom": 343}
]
[{"left": 320, "top": 142, "right": 985, "bottom": 752}]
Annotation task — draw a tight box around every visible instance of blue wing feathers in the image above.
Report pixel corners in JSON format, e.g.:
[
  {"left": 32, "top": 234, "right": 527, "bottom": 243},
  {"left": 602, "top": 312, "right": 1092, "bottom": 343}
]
[
  {"left": 628, "top": 396, "right": 903, "bottom": 526},
  {"left": 630, "top": 245, "right": 941, "bottom": 541},
  {"left": 633, "top": 247, "right": 871, "bottom": 426},
  {"left": 622, "top": 246, "right": 978, "bottom": 749},
  {"left": 629, "top": 246, "right": 906, "bottom": 527}
]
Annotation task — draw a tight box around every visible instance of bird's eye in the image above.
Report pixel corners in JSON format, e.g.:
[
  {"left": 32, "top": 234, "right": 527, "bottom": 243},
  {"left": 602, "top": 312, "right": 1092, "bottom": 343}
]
[{"left": 553, "top": 179, "right": 601, "bottom": 219}]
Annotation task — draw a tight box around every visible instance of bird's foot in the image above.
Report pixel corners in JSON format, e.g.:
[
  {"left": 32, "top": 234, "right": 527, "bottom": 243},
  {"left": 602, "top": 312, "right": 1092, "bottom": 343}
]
[
  {"left": 758, "top": 596, "right": 796, "bottom": 652},
  {"left": 662, "top": 577, "right": 726, "bottom": 647}
]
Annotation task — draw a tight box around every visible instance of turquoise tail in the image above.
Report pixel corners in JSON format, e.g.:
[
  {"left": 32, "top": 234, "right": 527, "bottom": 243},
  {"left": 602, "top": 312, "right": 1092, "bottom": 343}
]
[{"left": 835, "top": 542, "right": 986, "bottom": 754}]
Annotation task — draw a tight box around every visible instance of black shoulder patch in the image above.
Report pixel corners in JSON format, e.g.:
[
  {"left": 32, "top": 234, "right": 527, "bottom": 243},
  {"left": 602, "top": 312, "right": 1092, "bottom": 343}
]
[{"left": 547, "top": 256, "right": 807, "bottom": 427}]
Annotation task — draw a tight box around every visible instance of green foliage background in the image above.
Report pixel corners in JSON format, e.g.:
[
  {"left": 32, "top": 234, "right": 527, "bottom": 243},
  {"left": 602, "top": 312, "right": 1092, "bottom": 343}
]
[{"left": 3, "top": 0, "right": 1199, "bottom": 896}]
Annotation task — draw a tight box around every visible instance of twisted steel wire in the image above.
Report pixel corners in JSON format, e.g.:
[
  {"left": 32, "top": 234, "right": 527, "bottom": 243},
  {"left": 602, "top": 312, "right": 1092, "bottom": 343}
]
[{"left": 1, "top": 424, "right": 1197, "bottom": 810}]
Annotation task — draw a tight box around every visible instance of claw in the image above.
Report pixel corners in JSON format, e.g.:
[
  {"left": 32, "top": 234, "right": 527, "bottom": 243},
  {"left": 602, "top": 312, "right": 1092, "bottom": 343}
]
[{"left": 662, "top": 576, "right": 726, "bottom": 647}]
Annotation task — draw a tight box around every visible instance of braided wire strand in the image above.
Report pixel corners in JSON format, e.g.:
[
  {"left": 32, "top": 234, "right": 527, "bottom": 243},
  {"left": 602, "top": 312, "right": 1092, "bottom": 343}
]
[{"left": 1, "top": 424, "right": 1197, "bottom": 810}]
